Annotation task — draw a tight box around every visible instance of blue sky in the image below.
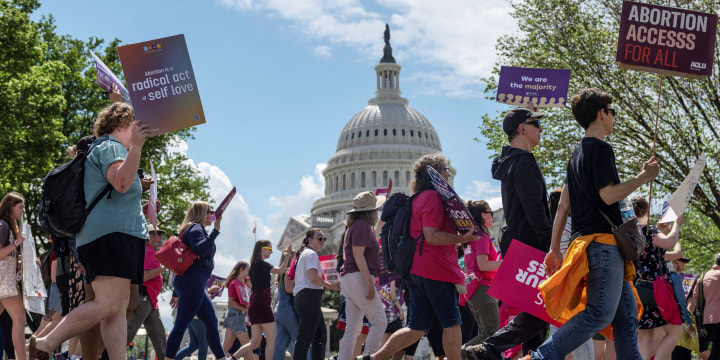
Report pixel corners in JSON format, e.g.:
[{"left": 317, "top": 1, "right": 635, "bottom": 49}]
[{"left": 35, "top": 0, "right": 518, "bottom": 328}]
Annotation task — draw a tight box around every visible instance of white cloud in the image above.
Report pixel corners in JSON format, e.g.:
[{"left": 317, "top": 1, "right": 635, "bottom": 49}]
[
  {"left": 313, "top": 45, "right": 333, "bottom": 58},
  {"left": 266, "top": 163, "right": 327, "bottom": 235},
  {"left": 216, "top": 0, "right": 517, "bottom": 97},
  {"left": 462, "top": 179, "right": 503, "bottom": 210}
]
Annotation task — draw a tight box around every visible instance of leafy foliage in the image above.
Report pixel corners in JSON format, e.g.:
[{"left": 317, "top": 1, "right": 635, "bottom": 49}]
[
  {"left": 477, "top": 0, "right": 720, "bottom": 262},
  {"left": 0, "top": 0, "right": 210, "bottom": 248}
]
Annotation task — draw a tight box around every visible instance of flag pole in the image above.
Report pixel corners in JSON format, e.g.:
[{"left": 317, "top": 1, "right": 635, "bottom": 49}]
[{"left": 646, "top": 74, "right": 664, "bottom": 235}]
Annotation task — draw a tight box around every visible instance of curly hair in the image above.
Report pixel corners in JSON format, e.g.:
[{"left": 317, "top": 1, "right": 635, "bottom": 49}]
[
  {"left": 94, "top": 103, "right": 135, "bottom": 137},
  {"left": 409, "top": 153, "right": 448, "bottom": 194},
  {"left": 570, "top": 88, "right": 613, "bottom": 129}
]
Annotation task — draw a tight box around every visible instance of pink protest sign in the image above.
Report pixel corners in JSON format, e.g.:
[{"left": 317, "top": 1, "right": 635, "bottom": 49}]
[
  {"left": 319, "top": 255, "right": 339, "bottom": 282},
  {"left": 487, "top": 239, "right": 561, "bottom": 327}
]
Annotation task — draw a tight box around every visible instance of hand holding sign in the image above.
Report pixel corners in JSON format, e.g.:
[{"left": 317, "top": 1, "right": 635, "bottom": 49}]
[{"left": 425, "top": 165, "right": 481, "bottom": 236}]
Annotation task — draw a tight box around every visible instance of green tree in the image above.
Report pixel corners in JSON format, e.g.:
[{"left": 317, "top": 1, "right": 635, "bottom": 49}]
[
  {"left": 0, "top": 0, "right": 210, "bottom": 248},
  {"left": 477, "top": 0, "right": 720, "bottom": 256}
]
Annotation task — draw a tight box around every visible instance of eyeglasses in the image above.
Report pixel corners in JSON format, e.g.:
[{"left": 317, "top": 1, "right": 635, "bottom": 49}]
[
  {"left": 262, "top": 247, "right": 273, "bottom": 251},
  {"left": 443, "top": 168, "right": 451, "bottom": 173},
  {"left": 522, "top": 120, "right": 541, "bottom": 128},
  {"left": 604, "top": 107, "right": 616, "bottom": 117}
]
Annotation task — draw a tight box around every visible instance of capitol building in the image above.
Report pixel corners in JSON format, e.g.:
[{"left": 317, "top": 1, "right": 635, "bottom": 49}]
[{"left": 277, "top": 26, "right": 502, "bottom": 254}]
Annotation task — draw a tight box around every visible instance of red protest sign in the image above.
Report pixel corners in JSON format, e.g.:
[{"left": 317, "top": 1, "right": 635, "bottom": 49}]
[
  {"left": 487, "top": 240, "right": 561, "bottom": 327},
  {"left": 616, "top": 1, "right": 717, "bottom": 79}
]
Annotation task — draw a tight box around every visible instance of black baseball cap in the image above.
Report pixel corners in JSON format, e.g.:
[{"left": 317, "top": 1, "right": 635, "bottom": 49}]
[{"left": 503, "top": 107, "right": 545, "bottom": 134}]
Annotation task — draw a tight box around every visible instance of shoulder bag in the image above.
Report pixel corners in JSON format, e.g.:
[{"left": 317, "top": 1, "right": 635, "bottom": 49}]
[{"left": 155, "top": 232, "right": 198, "bottom": 276}]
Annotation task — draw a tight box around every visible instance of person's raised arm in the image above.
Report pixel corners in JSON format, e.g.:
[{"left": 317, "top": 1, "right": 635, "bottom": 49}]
[
  {"left": 653, "top": 214, "right": 684, "bottom": 250},
  {"left": 271, "top": 247, "right": 294, "bottom": 274},
  {"left": 598, "top": 157, "right": 659, "bottom": 205},
  {"left": 106, "top": 121, "right": 150, "bottom": 193},
  {"left": 545, "top": 185, "right": 569, "bottom": 274}
]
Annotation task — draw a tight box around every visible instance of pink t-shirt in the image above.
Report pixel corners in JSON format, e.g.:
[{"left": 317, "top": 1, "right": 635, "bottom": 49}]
[
  {"left": 143, "top": 244, "right": 163, "bottom": 309},
  {"left": 228, "top": 278, "right": 251, "bottom": 307},
  {"left": 409, "top": 190, "right": 464, "bottom": 285},
  {"left": 463, "top": 233, "right": 499, "bottom": 286}
]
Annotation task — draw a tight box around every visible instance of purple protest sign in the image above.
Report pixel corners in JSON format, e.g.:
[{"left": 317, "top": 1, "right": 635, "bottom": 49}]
[
  {"left": 425, "top": 166, "right": 480, "bottom": 235},
  {"left": 90, "top": 50, "right": 131, "bottom": 103},
  {"left": 206, "top": 274, "right": 226, "bottom": 297},
  {"left": 496, "top": 66, "right": 571, "bottom": 108},
  {"left": 212, "top": 186, "right": 236, "bottom": 221},
  {"left": 679, "top": 273, "right": 697, "bottom": 298},
  {"left": 616, "top": 1, "right": 717, "bottom": 79}
]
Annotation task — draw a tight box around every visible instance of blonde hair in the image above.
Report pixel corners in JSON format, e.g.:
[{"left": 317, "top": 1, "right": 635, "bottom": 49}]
[{"left": 178, "top": 201, "right": 211, "bottom": 235}]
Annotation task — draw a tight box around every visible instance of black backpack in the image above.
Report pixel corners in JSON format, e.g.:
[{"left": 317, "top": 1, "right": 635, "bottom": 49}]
[
  {"left": 380, "top": 192, "right": 425, "bottom": 279},
  {"left": 39, "top": 138, "right": 113, "bottom": 237}
]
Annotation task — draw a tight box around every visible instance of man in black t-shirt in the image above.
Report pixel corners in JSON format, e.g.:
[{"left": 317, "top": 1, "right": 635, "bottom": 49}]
[{"left": 526, "top": 88, "right": 659, "bottom": 360}]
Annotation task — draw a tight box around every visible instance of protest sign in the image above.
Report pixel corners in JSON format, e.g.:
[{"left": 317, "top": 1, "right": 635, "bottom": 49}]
[
  {"left": 375, "top": 280, "right": 403, "bottom": 310},
  {"left": 616, "top": 1, "right": 717, "bottom": 79},
  {"left": 22, "top": 222, "right": 47, "bottom": 315},
  {"left": 487, "top": 239, "right": 561, "bottom": 327},
  {"left": 117, "top": 34, "right": 205, "bottom": 136},
  {"left": 206, "top": 274, "right": 227, "bottom": 297},
  {"left": 496, "top": 66, "right": 571, "bottom": 108},
  {"left": 90, "top": 50, "right": 131, "bottom": 103},
  {"left": 213, "top": 187, "right": 236, "bottom": 221},
  {"left": 147, "top": 160, "right": 158, "bottom": 231},
  {"left": 659, "top": 153, "right": 706, "bottom": 223},
  {"left": 679, "top": 273, "right": 697, "bottom": 298},
  {"left": 425, "top": 166, "right": 480, "bottom": 235},
  {"left": 376, "top": 179, "right": 393, "bottom": 197},
  {"left": 319, "top": 255, "right": 339, "bottom": 282}
]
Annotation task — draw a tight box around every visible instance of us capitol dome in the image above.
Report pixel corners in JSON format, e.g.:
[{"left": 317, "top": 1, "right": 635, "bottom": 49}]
[{"left": 278, "top": 25, "right": 455, "bottom": 255}]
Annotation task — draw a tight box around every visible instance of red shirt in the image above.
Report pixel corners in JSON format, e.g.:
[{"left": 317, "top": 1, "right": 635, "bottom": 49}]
[
  {"left": 143, "top": 243, "right": 163, "bottom": 309},
  {"left": 464, "top": 233, "right": 499, "bottom": 286},
  {"left": 409, "top": 190, "right": 464, "bottom": 284},
  {"left": 228, "top": 278, "right": 251, "bottom": 307}
]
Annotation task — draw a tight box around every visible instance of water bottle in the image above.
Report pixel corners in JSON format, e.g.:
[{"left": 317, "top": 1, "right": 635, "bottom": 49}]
[{"left": 620, "top": 198, "right": 635, "bottom": 222}]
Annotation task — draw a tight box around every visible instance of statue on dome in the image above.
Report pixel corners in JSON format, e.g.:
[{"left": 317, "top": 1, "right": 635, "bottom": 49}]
[{"left": 381, "top": 24, "right": 396, "bottom": 63}]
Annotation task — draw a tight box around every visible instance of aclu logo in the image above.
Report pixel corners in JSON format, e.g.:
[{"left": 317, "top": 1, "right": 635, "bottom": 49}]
[{"left": 690, "top": 62, "right": 707, "bottom": 70}]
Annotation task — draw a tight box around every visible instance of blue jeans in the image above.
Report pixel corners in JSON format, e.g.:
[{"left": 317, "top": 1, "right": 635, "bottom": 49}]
[
  {"left": 175, "top": 319, "right": 208, "bottom": 360},
  {"left": 166, "top": 268, "right": 225, "bottom": 359},
  {"left": 274, "top": 288, "right": 298, "bottom": 360},
  {"left": 532, "top": 241, "right": 641, "bottom": 360}
]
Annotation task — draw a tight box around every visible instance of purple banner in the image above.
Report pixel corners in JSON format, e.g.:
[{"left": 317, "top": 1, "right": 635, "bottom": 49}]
[
  {"left": 212, "top": 187, "right": 236, "bottom": 221},
  {"left": 90, "top": 50, "right": 131, "bottom": 103},
  {"left": 425, "top": 166, "right": 480, "bottom": 235},
  {"left": 496, "top": 66, "right": 570, "bottom": 108},
  {"left": 616, "top": 1, "right": 717, "bottom": 79},
  {"left": 206, "top": 274, "right": 226, "bottom": 297},
  {"left": 679, "top": 273, "right": 697, "bottom": 298}
]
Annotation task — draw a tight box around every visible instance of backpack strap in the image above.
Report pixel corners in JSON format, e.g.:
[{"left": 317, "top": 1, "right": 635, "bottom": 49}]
[
  {"left": 410, "top": 190, "right": 429, "bottom": 256},
  {"left": 84, "top": 136, "right": 116, "bottom": 214}
]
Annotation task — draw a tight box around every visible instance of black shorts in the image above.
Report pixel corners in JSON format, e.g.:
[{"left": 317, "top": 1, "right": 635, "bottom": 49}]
[
  {"left": 385, "top": 318, "right": 403, "bottom": 334},
  {"left": 77, "top": 232, "right": 145, "bottom": 284}
]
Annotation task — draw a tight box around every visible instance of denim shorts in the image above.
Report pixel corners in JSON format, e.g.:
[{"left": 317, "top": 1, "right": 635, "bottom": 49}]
[
  {"left": 47, "top": 283, "right": 62, "bottom": 313},
  {"left": 224, "top": 307, "right": 248, "bottom": 334},
  {"left": 406, "top": 274, "right": 461, "bottom": 332}
]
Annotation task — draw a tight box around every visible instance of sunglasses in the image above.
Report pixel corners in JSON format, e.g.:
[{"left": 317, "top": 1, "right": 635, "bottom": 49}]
[
  {"left": 522, "top": 120, "right": 541, "bottom": 128},
  {"left": 207, "top": 210, "right": 215, "bottom": 214},
  {"left": 604, "top": 107, "right": 616, "bottom": 117},
  {"left": 262, "top": 246, "right": 273, "bottom": 251},
  {"left": 317, "top": 236, "right": 326, "bottom": 242},
  {"left": 485, "top": 210, "right": 494, "bottom": 216}
]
